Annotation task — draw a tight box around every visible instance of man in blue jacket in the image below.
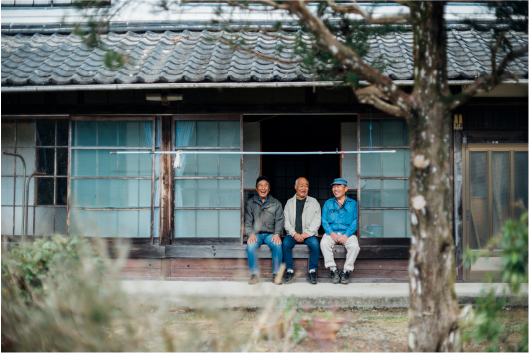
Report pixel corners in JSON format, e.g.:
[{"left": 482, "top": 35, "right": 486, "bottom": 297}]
[{"left": 321, "top": 178, "right": 360, "bottom": 285}]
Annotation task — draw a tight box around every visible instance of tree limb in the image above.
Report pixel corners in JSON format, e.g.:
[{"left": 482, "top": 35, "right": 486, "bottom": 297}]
[
  {"left": 284, "top": 1, "right": 411, "bottom": 115},
  {"left": 450, "top": 44, "right": 527, "bottom": 110},
  {"left": 355, "top": 85, "right": 407, "bottom": 117}
]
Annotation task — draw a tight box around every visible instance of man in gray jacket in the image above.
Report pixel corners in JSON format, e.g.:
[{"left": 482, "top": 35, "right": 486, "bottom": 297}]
[
  {"left": 282, "top": 177, "right": 321, "bottom": 284},
  {"left": 245, "top": 176, "right": 284, "bottom": 285}
]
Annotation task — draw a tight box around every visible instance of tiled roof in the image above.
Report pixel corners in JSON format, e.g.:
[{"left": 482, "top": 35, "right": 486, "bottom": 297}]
[{"left": 1, "top": 28, "right": 527, "bottom": 86}]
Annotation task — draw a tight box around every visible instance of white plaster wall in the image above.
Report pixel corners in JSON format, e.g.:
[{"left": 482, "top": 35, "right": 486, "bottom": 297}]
[
  {"left": 341, "top": 122, "right": 357, "bottom": 188},
  {"left": 243, "top": 122, "right": 260, "bottom": 189}
]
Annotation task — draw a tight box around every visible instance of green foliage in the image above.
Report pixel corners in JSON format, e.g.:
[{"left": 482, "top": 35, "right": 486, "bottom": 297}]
[
  {"left": 1, "top": 235, "right": 102, "bottom": 302},
  {"left": 1, "top": 235, "right": 148, "bottom": 351},
  {"left": 462, "top": 211, "right": 528, "bottom": 351}
]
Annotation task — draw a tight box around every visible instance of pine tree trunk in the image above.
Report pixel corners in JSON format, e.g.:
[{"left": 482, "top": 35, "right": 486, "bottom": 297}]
[{"left": 407, "top": 2, "right": 461, "bottom": 351}]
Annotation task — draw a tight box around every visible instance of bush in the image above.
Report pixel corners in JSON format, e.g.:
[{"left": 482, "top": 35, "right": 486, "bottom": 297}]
[
  {"left": 462, "top": 212, "right": 528, "bottom": 352},
  {"left": 1, "top": 235, "right": 149, "bottom": 351}
]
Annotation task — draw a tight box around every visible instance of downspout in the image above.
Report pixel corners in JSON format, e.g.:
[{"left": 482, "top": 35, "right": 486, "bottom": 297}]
[{"left": 3, "top": 152, "right": 26, "bottom": 241}]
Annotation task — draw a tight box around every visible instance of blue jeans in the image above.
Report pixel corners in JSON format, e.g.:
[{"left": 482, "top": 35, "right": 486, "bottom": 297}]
[
  {"left": 282, "top": 235, "right": 320, "bottom": 271},
  {"left": 247, "top": 233, "right": 283, "bottom": 275}
]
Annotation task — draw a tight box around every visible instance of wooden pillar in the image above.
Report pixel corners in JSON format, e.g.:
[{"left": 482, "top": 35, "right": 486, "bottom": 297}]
[{"left": 159, "top": 116, "right": 174, "bottom": 245}]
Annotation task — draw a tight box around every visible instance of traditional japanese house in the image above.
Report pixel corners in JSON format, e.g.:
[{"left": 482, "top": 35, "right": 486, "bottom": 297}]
[{"left": 1, "top": 1, "right": 527, "bottom": 281}]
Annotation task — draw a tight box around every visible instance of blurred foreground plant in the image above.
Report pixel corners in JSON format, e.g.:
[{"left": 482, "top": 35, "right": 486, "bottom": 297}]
[
  {"left": 1, "top": 235, "right": 150, "bottom": 352},
  {"left": 462, "top": 211, "right": 528, "bottom": 352}
]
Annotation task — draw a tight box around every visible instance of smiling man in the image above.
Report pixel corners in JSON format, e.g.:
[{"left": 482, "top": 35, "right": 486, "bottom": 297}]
[
  {"left": 282, "top": 177, "right": 321, "bottom": 284},
  {"left": 244, "top": 176, "right": 284, "bottom": 285},
  {"left": 321, "top": 178, "right": 360, "bottom": 285}
]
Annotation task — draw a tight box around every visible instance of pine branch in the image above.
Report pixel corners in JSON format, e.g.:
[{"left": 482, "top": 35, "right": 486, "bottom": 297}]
[
  {"left": 355, "top": 85, "right": 407, "bottom": 117},
  {"left": 326, "top": 0, "right": 409, "bottom": 24}
]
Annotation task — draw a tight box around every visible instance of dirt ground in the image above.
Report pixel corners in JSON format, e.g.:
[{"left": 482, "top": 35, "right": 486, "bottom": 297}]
[{"left": 143, "top": 305, "right": 527, "bottom": 352}]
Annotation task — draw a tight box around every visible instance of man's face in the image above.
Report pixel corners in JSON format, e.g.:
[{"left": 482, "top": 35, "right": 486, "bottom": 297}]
[
  {"left": 294, "top": 178, "right": 309, "bottom": 199},
  {"left": 256, "top": 180, "right": 270, "bottom": 199},
  {"left": 332, "top": 184, "right": 348, "bottom": 199}
]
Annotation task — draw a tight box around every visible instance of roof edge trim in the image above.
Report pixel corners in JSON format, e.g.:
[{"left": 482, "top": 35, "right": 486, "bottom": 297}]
[{"left": 2, "top": 80, "right": 528, "bottom": 93}]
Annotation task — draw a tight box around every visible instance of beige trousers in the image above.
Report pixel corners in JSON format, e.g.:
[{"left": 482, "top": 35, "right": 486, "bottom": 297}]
[{"left": 320, "top": 233, "right": 360, "bottom": 271}]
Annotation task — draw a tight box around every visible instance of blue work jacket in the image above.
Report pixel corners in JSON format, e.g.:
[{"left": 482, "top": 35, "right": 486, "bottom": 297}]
[{"left": 321, "top": 197, "right": 358, "bottom": 237}]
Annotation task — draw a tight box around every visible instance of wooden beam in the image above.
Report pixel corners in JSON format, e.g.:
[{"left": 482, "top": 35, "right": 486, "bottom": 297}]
[{"left": 159, "top": 116, "right": 173, "bottom": 245}]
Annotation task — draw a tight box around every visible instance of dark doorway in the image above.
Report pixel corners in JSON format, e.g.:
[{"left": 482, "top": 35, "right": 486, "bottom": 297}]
[{"left": 260, "top": 115, "right": 352, "bottom": 226}]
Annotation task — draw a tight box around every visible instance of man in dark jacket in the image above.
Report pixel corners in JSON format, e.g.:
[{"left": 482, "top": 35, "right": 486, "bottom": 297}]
[{"left": 245, "top": 176, "right": 284, "bottom": 285}]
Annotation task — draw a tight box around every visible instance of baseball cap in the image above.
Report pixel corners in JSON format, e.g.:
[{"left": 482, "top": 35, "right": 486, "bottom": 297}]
[{"left": 331, "top": 178, "right": 348, "bottom": 186}]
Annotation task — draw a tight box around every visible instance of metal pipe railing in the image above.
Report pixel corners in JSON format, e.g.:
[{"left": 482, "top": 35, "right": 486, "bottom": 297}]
[
  {"left": 25, "top": 172, "right": 46, "bottom": 238},
  {"left": 3, "top": 152, "right": 26, "bottom": 241}
]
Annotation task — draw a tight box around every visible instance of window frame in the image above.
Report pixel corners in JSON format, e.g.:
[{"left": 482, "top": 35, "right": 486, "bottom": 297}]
[
  {"left": 172, "top": 114, "right": 243, "bottom": 244},
  {"left": 357, "top": 114, "right": 412, "bottom": 244},
  {"left": 69, "top": 115, "right": 156, "bottom": 241},
  {"left": 463, "top": 143, "right": 528, "bottom": 253},
  {"left": 1, "top": 116, "right": 70, "bottom": 237}
]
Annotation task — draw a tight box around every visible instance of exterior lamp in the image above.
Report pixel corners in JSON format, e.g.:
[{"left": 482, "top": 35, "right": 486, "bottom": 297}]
[{"left": 146, "top": 93, "right": 183, "bottom": 105}]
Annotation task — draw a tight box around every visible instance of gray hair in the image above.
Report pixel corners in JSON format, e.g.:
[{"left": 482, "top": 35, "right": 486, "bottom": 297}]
[{"left": 295, "top": 178, "right": 309, "bottom": 187}]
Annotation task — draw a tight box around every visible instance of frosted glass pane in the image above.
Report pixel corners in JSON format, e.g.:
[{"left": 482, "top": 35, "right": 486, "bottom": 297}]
[
  {"left": 71, "top": 179, "right": 151, "bottom": 208},
  {"left": 2, "top": 207, "right": 13, "bottom": 235},
  {"left": 55, "top": 207, "right": 67, "bottom": 235},
  {"left": 2, "top": 177, "right": 14, "bottom": 205},
  {"left": 361, "top": 179, "right": 408, "bottom": 207},
  {"left": 360, "top": 209, "right": 410, "bottom": 238},
  {"left": 2, "top": 148, "right": 15, "bottom": 176},
  {"left": 197, "top": 210, "right": 218, "bottom": 237},
  {"left": 469, "top": 152, "right": 488, "bottom": 249},
  {"left": 15, "top": 147, "right": 36, "bottom": 175},
  {"left": 15, "top": 207, "right": 33, "bottom": 235},
  {"left": 70, "top": 210, "right": 150, "bottom": 237},
  {"left": 34, "top": 207, "right": 54, "bottom": 236},
  {"left": 492, "top": 152, "right": 509, "bottom": 237},
  {"left": 73, "top": 121, "right": 151, "bottom": 147},
  {"left": 174, "top": 210, "right": 196, "bottom": 237},
  {"left": 514, "top": 152, "right": 528, "bottom": 219},
  {"left": 219, "top": 180, "right": 240, "bottom": 207},
  {"left": 219, "top": 210, "right": 241, "bottom": 237},
  {"left": 175, "top": 120, "right": 240, "bottom": 148},
  {"left": 180, "top": 151, "right": 240, "bottom": 177},
  {"left": 2, "top": 120, "right": 15, "bottom": 146},
  {"left": 361, "top": 120, "right": 408, "bottom": 147},
  {"left": 361, "top": 149, "right": 409, "bottom": 177},
  {"left": 15, "top": 177, "right": 34, "bottom": 206},
  {"left": 174, "top": 179, "right": 240, "bottom": 207},
  {"left": 16, "top": 120, "right": 35, "bottom": 147},
  {"left": 71, "top": 150, "right": 151, "bottom": 177},
  {"left": 219, "top": 154, "right": 240, "bottom": 176},
  {"left": 219, "top": 121, "right": 240, "bottom": 147},
  {"left": 196, "top": 121, "right": 218, "bottom": 146},
  {"left": 175, "top": 121, "right": 196, "bottom": 147}
]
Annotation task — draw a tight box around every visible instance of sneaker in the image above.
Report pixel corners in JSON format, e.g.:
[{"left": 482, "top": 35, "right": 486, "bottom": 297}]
[
  {"left": 306, "top": 271, "right": 317, "bottom": 284},
  {"left": 341, "top": 271, "right": 350, "bottom": 285},
  {"left": 284, "top": 271, "right": 297, "bottom": 284},
  {"left": 331, "top": 269, "right": 341, "bottom": 284},
  {"left": 248, "top": 274, "right": 259, "bottom": 285}
]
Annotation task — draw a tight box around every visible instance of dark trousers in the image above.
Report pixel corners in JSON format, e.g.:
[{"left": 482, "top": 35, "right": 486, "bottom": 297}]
[{"left": 282, "top": 235, "right": 320, "bottom": 271}]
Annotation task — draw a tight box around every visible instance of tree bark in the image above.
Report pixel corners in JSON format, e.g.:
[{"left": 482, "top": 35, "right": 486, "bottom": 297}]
[{"left": 406, "top": 2, "right": 460, "bottom": 351}]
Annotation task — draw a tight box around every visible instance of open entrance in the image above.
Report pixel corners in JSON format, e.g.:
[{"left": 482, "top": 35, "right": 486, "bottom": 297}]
[{"left": 244, "top": 115, "right": 356, "bottom": 234}]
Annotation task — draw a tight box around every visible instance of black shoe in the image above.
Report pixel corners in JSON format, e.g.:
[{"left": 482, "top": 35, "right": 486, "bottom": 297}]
[
  {"left": 306, "top": 271, "right": 317, "bottom": 284},
  {"left": 284, "top": 271, "right": 297, "bottom": 284},
  {"left": 331, "top": 269, "right": 341, "bottom": 284},
  {"left": 248, "top": 274, "right": 259, "bottom": 285},
  {"left": 341, "top": 271, "right": 350, "bottom": 284},
  {"left": 272, "top": 274, "right": 283, "bottom": 285}
]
